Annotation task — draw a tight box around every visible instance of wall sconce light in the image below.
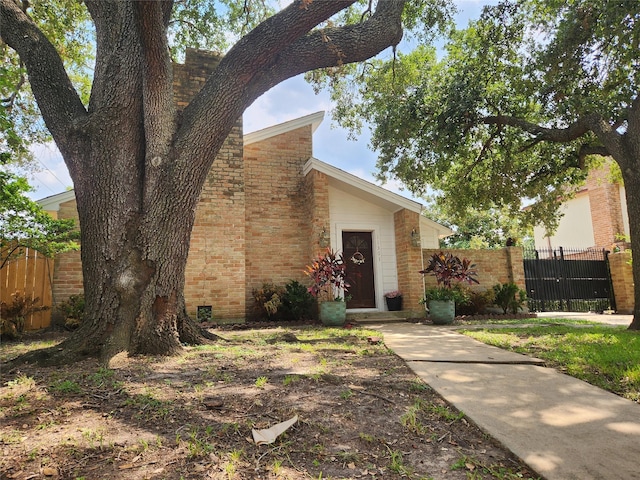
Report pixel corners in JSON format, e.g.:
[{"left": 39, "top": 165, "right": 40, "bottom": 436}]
[
  {"left": 411, "top": 228, "right": 421, "bottom": 248},
  {"left": 319, "top": 227, "right": 330, "bottom": 248}
]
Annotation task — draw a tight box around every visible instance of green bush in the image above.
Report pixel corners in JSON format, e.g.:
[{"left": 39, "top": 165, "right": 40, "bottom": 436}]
[
  {"left": 252, "top": 280, "right": 316, "bottom": 321},
  {"left": 52, "top": 294, "right": 85, "bottom": 330},
  {"left": 252, "top": 283, "right": 286, "bottom": 321},
  {"left": 456, "top": 288, "right": 495, "bottom": 316},
  {"left": 492, "top": 283, "right": 527, "bottom": 314},
  {"left": 280, "top": 280, "right": 316, "bottom": 321},
  {"left": 0, "top": 291, "right": 49, "bottom": 339}
]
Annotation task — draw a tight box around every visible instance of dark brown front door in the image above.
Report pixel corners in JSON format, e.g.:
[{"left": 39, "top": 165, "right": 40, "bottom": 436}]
[{"left": 342, "top": 231, "right": 376, "bottom": 308}]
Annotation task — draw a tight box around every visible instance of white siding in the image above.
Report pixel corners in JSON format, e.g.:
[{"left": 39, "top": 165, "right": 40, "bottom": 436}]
[
  {"left": 328, "top": 185, "right": 398, "bottom": 311},
  {"left": 620, "top": 185, "right": 630, "bottom": 238}
]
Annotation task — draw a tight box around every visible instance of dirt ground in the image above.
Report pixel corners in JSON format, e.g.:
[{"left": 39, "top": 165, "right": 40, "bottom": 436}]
[{"left": 1, "top": 325, "right": 539, "bottom": 480}]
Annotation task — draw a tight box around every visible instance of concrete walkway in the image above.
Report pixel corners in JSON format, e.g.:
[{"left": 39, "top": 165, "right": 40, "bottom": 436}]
[
  {"left": 374, "top": 321, "right": 640, "bottom": 480},
  {"left": 536, "top": 310, "right": 633, "bottom": 326}
]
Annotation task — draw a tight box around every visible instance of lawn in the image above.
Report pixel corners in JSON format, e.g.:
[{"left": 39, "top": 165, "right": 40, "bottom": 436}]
[
  {"left": 461, "top": 322, "right": 640, "bottom": 402},
  {"left": 1, "top": 326, "right": 537, "bottom": 480}
]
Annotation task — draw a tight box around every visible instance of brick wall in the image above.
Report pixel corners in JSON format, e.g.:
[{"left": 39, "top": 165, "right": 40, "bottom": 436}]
[
  {"left": 185, "top": 123, "right": 245, "bottom": 320},
  {"left": 302, "top": 170, "right": 331, "bottom": 261},
  {"left": 243, "top": 126, "right": 315, "bottom": 318},
  {"left": 175, "top": 49, "right": 247, "bottom": 320},
  {"left": 52, "top": 200, "right": 83, "bottom": 303},
  {"left": 421, "top": 248, "right": 526, "bottom": 293},
  {"left": 394, "top": 210, "right": 424, "bottom": 315},
  {"left": 586, "top": 166, "right": 625, "bottom": 248},
  {"left": 609, "top": 251, "right": 634, "bottom": 314}
]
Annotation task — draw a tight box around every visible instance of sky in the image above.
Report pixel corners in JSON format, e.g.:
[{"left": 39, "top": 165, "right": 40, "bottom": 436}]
[{"left": 27, "top": 0, "right": 496, "bottom": 202}]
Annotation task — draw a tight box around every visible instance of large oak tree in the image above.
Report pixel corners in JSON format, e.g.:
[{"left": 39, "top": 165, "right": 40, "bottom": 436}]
[
  {"left": 0, "top": 0, "right": 421, "bottom": 365},
  {"left": 322, "top": 0, "right": 640, "bottom": 328}
]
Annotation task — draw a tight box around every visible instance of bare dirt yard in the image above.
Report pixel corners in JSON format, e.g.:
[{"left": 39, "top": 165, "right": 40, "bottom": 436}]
[{"left": 1, "top": 325, "right": 539, "bottom": 480}]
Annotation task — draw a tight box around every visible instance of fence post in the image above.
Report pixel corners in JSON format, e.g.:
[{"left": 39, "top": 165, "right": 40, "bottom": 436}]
[{"left": 604, "top": 249, "right": 617, "bottom": 312}]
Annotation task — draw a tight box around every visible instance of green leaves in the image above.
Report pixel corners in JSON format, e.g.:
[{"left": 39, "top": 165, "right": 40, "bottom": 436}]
[
  {"left": 323, "top": 0, "right": 639, "bottom": 236},
  {"left": 0, "top": 171, "right": 79, "bottom": 268}
]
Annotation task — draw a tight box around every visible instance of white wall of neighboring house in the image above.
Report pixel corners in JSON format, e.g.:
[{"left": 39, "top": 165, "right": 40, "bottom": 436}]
[
  {"left": 533, "top": 192, "right": 595, "bottom": 250},
  {"left": 620, "top": 185, "right": 630, "bottom": 239}
]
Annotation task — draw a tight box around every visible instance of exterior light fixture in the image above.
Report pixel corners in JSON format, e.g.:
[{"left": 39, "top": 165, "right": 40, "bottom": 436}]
[
  {"left": 319, "top": 227, "right": 330, "bottom": 248},
  {"left": 411, "top": 228, "right": 421, "bottom": 248}
]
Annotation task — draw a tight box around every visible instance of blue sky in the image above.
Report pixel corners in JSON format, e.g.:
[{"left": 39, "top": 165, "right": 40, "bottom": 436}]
[{"left": 28, "top": 0, "right": 496, "bottom": 201}]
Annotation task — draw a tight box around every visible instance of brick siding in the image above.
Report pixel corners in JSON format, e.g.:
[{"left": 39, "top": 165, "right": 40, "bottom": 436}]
[
  {"left": 52, "top": 200, "right": 82, "bottom": 304},
  {"left": 421, "top": 248, "right": 526, "bottom": 294},
  {"left": 243, "top": 126, "right": 317, "bottom": 318},
  {"left": 394, "top": 210, "right": 424, "bottom": 315},
  {"left": 586, "top": 166, "right": 626, "bottom": 248},
  {"left": 609, "top": 252, "right": 634, "bottom": 314}
]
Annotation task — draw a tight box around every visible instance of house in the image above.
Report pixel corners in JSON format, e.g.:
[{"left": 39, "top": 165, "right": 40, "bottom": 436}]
[
  {"left": 38, "top": 48, "right": 452, "bottom": 322},
  {"left": 533, "top": 162, "right": 630, "bottom": 252}
]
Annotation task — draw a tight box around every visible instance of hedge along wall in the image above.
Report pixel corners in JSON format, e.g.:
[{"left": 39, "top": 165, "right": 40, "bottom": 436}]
[
  {"left": 609, "top": 251, "right": 634, "bottom": 314},
  {"left": 421, "top": 247, "right": 526, "bottom": 293}
]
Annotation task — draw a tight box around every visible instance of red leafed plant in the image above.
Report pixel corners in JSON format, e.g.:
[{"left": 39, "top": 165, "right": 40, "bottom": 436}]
[
  {"left": 420, "top": 252, "right": 479, "bottom": 288},
  {"left": 304, "top": 249, "right": 350, "bottom": 302}
]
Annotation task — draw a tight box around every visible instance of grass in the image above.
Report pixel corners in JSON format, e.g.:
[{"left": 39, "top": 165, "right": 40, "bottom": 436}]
[
  {"left": 458, "top": 317, "right": 595, "bottom": 326},
  {"left": 1, "top": 325, "right": 537, "bottom": 480},
  {"left": 461, "top": 324, "right": 640, "bottom": 401}
]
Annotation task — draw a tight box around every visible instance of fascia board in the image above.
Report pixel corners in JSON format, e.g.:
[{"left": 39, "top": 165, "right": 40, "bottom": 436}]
[{"left": 244, "top": 111, "right": 325, "bottom": 146}]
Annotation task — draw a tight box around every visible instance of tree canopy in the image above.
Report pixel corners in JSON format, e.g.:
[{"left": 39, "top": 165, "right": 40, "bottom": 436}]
[
  {"left": 319, "top": 0, "right": 640, "bottom": 327},
  {"left": 323, "top": 0, "right": 639, "bottom": 233}
]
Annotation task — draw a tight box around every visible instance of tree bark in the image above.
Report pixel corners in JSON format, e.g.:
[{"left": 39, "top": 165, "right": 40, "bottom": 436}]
[
  {"left": 1, "top": 0, "right": 407, "bottom": 367},
  {"left": 620, "top": 137, "right": 640, "bottom": 330}
]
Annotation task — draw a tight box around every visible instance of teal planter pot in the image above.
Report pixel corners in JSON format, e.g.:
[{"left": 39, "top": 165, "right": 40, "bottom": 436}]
[
  {"left": 428, "top": 300, "right": 455, "bottom": 325},
  {"left": 319, "top": 301, "right": 347, "bottom": 326}
]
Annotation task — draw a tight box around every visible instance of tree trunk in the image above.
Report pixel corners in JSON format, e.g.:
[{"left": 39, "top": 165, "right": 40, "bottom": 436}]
[
  {"left": 622, "top": 179, "right": 640, "bottom": 329},
  {"left": 7, "top": 136, "right": 222, "bottom": 368},
  {"left": 0, "top": 0, "right": 408, "bottom": 369}
]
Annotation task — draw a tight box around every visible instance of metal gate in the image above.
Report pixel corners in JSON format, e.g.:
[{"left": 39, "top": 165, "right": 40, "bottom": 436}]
[{"left": 524, "top": 247, "right": 615, "bottom": 312}]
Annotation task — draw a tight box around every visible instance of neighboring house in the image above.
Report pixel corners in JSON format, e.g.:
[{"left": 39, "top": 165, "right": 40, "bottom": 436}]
[
  {"left": 533, "top": 162, "right": 630, "bottom": 252},
  {"left": 38, "top": 48, "right": 452, "bottom": 321}
]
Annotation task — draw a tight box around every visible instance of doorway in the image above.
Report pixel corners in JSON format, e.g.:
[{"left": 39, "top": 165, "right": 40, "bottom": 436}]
[{"left": 342, "top": 231, "right": 376, "bottom": 309}]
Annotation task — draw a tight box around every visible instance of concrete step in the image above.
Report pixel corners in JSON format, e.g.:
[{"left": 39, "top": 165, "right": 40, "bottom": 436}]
[{"left": 347, "top": 310, "right": 416, "bottom": 324}]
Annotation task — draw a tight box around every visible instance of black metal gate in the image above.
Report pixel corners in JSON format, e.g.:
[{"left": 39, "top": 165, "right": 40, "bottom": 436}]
[{"left": 524, "top": 247, "right": 616, "bottom": 312}]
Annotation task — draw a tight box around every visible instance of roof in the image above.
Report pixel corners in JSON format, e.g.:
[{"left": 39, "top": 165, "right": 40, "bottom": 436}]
[
  {"left": 36, "top": 111, "right": 452, "bottom": 238},
  {"left": 303, "top": 158, "right": 452, "bottom": 238},
  {"left": 244, "top": 111, "right": 325, "bottom": 146},
  {"left": 37, "top": 189, "right": 76, "bottom": 212}
]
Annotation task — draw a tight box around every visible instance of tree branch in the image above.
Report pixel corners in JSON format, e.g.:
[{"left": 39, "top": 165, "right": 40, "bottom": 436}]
[
  {"left": 482, "top": 114, "right": 594, "bottom": 142},
  {"left": 176, "top": 0, "right": 405, "bottom": 174},
  {"left": 134, "top": 1, "right": 176, "bottom": 210},
  {"left": 134, "top": 2, "right": 175, "bottom": 158},
  {"left": 578, "top": 145, "right": 610, "bottom": 167},
  {"left": 0, "top": 0, "right": 87, "bottom": 159}
]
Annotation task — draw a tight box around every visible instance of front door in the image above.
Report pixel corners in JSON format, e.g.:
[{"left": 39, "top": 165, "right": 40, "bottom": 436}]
[{"left": 342, "top": 231, "right": 376, "bottom": 308}]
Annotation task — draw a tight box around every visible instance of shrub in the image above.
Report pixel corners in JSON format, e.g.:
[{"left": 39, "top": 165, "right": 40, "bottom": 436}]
[
  {"left": 0, "top": 291, "right": 49, "bottom": 339},
  {"left": 252, "top": 281, "right": 316, "bottom": 321},
  {"left": 252, "top": 283, "right": 286, "bottom": 321},
  {"left": 52, "top": 294, "right": 85, "bottom": 330},
  {"left": 280, "top": 280, "right": 316, "bottom": 321},
  {"left": 456, "top": 288, "right": 495, "bottom": 316},
  {"left": 304, "top": 249, "right": 349, "bottom": 302},
  {"left": 420, "top": 252, "right": 479, "bottom": 303},
  {"left": 492, "top": 283, "right": 527, "bottom": 314}
]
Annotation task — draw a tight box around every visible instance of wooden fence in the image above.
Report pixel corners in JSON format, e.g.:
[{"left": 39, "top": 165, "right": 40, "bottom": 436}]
[{"left": 1, "top": 247, "right": 53, "bottom": 330}]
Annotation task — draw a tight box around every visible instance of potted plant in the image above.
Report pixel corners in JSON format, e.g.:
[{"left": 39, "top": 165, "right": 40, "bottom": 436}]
[
  {"left": 419, "top": 252, "right": 479, "bottom": 324},
  {"left": 384, "top": 290, "right": 403, "bottom": 311},
  {"left": 305, "top": 249, "right": 350, "bottom": 326}
]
